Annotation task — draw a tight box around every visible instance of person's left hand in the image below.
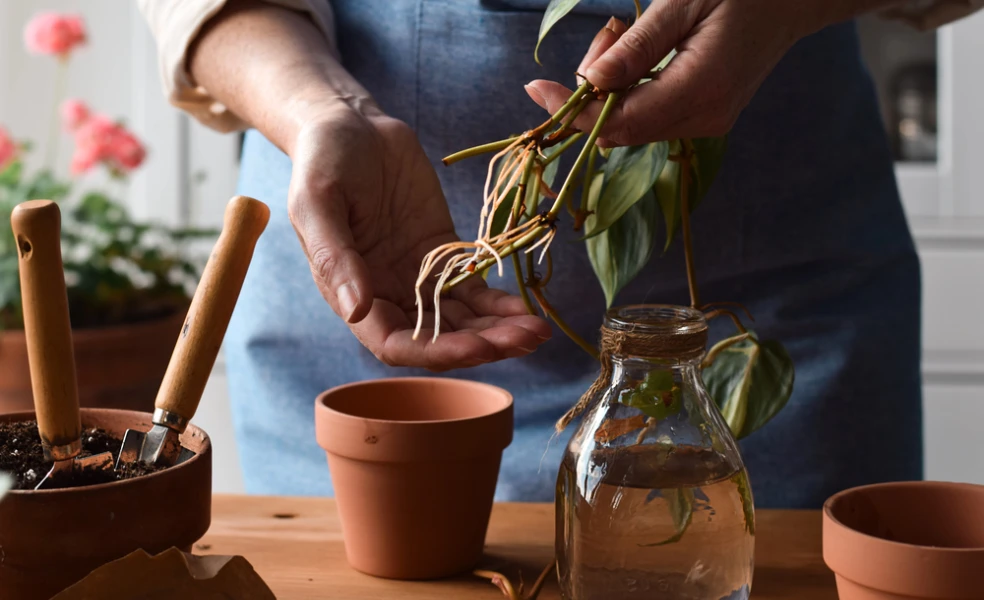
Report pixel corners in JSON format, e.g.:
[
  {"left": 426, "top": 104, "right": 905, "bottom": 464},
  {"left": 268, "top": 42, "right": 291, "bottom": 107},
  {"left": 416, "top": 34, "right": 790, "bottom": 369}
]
[{"left": 524, "top": 0, "right": 852, "bottom": 145}]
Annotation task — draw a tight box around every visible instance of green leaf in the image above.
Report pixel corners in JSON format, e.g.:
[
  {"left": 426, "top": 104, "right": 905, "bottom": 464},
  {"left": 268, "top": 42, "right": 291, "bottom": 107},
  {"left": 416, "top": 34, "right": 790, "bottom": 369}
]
[
  {"left": 702, "top": 332, "right": 795, "bottom": 439},
  {"left": 731, "top": 470, "right": 755, "bottom": 535},
  {"left": 535, "top": 0, "right": 582, "bottom": 65},
  {"left": 653, "top": 137, "right": 727, "bottom": 252},
  {"left": 584, "top": 141, "right": 668, "bottom": 239},
  {"left": 0, "top": 161, "right": 23, "bottom": 188},
  {"left": 642, "top": 487, "right": 694, "bottom": 547},
  {"left": 654, "top": 143, "right": 682, "bottom": 253},
  {"left": 586, "top": 189, "right": 659, "bottom": 307},
  {"left": 688, "top": 136, "right": 727, "bottom": 213},
  {"left": 620, "top": 369, "right": 682, "bottom": 420}
]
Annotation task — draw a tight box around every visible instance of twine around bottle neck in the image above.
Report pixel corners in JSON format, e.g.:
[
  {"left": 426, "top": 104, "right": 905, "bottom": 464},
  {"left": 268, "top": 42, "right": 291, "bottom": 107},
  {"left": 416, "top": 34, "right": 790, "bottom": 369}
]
[{"left": 555, "top": 317, "right": 708, "bottom": 433}]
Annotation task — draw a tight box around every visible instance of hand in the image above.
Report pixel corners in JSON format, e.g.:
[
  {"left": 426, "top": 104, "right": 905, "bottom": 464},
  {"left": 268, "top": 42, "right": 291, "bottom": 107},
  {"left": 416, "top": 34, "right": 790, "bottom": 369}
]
[
  {"left": 524, "top": 0, "right": 851, "bottom": 145},
  {"left": 288, "top": 105, "right": 552, "bottom": 370}
]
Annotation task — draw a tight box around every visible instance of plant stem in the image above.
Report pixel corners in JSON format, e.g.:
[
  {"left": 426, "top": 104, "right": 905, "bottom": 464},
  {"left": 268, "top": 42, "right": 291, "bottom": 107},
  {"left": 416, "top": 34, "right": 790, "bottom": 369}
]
[
  {"left": 441, "top": 225, "right": 548, "bottom": 292},
  {"left": 633, "top": 0, "right": 643, "bottom": 20},
  {"left": 44, "top": 58, "right": 69, "bottom": 171},
  {"left": 531, "top": 287, "right": 599, "bottom": 360},
  {"left": 534, "top": 80, "right": 593, "bottom": 135},
  {"left": 580, "top": 143, "right": 599, "bottom": 213},
  {"left": 542, "top": 132, "right": 584, "bottom": 165},
  {"left": 679, "top": 139, "right": 700, "bottom": 308},
  {"left": 443, "top": 136, "right": 518, "bottom": 166},
  {"left": 549, "top": 92, "right": 621, "bottom": 218},
  {"left": 513, "top": 154, "right": 537, "bottom": 316}
]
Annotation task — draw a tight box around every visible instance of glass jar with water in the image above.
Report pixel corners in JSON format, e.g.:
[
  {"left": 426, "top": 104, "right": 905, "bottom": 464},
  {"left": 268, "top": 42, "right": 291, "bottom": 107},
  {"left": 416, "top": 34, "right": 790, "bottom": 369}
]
[{"left": 556, "top": 305, "right": 755, "bottom": 600}]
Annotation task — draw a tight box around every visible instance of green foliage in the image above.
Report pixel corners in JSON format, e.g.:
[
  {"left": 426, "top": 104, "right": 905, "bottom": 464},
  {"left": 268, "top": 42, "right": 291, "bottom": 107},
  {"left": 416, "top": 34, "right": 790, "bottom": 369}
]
[
  {"left": 587, "top": 189, "right": 659, "bottom": 307},
  {"left": 583, "top": 141, "right": 668, "bottom": 239},
  {"left": 0, "top": 159, "right": 216, "bottom": 331},
  {"left": 535, "top": 0, "right": 583, "bottom": 64},
  {"left": 619, "top": 369, "right": 682, "bottom": 420},
  {"left": 641, "top": 487, "right": 694, "bottom": 547},
  {"left": 703, "top": 331, "right": 795, "bottom": 440}
]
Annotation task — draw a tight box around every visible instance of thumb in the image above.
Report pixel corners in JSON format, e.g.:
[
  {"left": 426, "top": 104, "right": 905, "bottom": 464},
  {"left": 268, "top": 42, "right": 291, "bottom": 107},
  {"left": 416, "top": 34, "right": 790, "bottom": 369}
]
[
  {"left": 288, "top": 177, "right": 374, "bottom": 325},
  {"left": 585, "top": 4, "right": 693, "bottom": 91}
]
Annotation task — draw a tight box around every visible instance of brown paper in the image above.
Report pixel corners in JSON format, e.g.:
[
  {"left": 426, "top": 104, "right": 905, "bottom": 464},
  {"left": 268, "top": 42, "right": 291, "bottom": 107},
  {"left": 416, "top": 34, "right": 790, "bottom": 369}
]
[{"left": 52, "top": 547, "right": 277, "bottom": 600}]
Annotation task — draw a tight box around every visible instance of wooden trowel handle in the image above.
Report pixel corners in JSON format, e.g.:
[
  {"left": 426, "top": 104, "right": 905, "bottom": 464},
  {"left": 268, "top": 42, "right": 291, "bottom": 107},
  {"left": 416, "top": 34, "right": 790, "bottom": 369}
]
[
  {"left": 154, "top": 195, "right": 270, "bottom": 424},
  {"left": 10, "top": 200, "right": 81, "bottom": 454}
]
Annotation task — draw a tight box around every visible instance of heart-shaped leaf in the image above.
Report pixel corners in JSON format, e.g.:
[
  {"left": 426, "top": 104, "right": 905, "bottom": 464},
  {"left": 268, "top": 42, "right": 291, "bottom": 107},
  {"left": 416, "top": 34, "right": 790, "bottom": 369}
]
[
  {"left": 584, "top": 141, "right": 668, "bottom": 239},
  {"left": 641, "top": 487, "right": 694, "bottom": 547},
  {"left": 702, "top": 332, "right": 794, "bottom": 440},
  {"left": 620, "top": 369, "right": 682, "bottom": 420},
  {"left": 654, "top": 137, "right": 727, "bottom": 252},
  {"left": 535, "top": 0, "right": 583, "bottom": 65},
  {"left": 587, "top": 188, "right": 660, "bottom": 307}
]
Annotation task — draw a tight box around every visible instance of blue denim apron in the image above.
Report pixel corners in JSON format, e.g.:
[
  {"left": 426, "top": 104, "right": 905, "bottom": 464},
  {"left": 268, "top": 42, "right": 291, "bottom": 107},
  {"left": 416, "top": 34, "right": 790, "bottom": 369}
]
[{"left": 227, "top": 0, "right": 922, "bottom": 507}]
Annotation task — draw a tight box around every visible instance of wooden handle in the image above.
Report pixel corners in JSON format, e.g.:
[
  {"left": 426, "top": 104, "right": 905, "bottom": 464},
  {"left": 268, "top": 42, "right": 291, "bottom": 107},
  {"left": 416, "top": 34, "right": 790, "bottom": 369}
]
[
  {"left": 155, "top": 195, "right": 270, "bottom": 423},
  {"left": 10, "top": 200, "right": 81, "bottom": 453}
]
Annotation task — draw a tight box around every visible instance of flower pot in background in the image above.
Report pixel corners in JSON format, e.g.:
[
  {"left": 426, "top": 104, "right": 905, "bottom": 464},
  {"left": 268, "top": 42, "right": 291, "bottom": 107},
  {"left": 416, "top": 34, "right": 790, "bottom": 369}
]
[
  {"left": 315, "top": 377, "right": 513, "bottom": 580},
  {"left": 0, "top": 311, "right": 183, "bottom": 414},
  {"left": 0, "top": 408, "right": 212, "bottom": 600},
  {"left": 823, "top": 481, "right": 984, "bottom": 600}
]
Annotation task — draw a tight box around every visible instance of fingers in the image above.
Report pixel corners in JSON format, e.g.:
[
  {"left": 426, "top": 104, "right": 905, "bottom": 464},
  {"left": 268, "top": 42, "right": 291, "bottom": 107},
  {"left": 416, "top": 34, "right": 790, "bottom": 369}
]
[
  {"left": 585, "top": 0, "right": 698, "bottom": 91},
  {"left": 576, "top": 17, "right": 628, "bottom": 85},
  {"left": 525, "top": 47, "right": 734, "bottom": 145},
  {"left": 288, "top": 170, "right": 374, "bottom": 324}
]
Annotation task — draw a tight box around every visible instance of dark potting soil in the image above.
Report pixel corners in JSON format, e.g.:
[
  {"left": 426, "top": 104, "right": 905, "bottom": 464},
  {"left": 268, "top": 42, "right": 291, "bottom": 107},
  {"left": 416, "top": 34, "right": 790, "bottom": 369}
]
[{"left": 0, "top": 420, "right": 169, "bottom": 490}]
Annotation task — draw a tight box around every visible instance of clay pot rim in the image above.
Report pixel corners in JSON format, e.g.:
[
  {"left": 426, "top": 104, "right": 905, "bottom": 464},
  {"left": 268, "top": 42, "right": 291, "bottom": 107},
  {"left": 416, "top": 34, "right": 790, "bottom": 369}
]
[
  {"left": 316, "top": 376, "right": 513, "bottom": 425},
  {"left": 823, "top": 480, "right": 984, "bottom": 554},
  {"left": 2, "top": 408, "right": 210, "bottom": 496},
  {"left": 0, "top": 309, "right": 185, "bottom": 341}
]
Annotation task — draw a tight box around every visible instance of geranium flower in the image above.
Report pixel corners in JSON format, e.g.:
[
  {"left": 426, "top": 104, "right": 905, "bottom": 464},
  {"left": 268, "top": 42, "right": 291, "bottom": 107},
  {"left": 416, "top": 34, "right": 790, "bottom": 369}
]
[{"left": 24, "top": 13, "right": 87, "bottom": 58}]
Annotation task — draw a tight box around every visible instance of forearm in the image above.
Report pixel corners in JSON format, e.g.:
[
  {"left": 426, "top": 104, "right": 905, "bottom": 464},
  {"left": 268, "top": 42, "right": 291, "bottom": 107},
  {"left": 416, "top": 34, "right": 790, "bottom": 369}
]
[
  {"left": 187, "top": 0, "right": 378, "bottom": 156},
  {"left": 812, "top": 0, "right": 923, "bottom": 31}
]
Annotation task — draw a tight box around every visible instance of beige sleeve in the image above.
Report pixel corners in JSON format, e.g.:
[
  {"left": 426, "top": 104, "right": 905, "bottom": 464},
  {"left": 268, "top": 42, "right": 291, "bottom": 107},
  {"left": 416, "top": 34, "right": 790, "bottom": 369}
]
[
  {"left": 136, "top": 0, "right": 338, "bottom": 133},
  {"left": 881, "top": 0, "right": 984, "bottom": 30}
]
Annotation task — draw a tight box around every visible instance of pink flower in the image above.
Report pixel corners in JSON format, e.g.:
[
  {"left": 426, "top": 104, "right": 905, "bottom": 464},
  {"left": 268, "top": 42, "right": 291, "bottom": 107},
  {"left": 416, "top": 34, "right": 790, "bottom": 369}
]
[
  {"left": 61, "top": 99, "right": 90, "bottom": 131},
  {"left": 108, "top": 130, "right": 146, "bottom": 170},
  {"left": 24, "top": 13, "right": 86, "bottom": 57},
  {"left": 69, "top": 142, "right": 100, "bottom": 175},
  {"left": 70, "top": 114, "right": 146, "bottom": 175},
  {"left": 0, "top": 127, "right": 16, "bottom": 170}
]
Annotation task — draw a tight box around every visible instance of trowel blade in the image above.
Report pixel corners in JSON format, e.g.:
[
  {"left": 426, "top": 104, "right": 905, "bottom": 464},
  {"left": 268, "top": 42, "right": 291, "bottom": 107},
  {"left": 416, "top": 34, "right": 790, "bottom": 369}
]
[
  {"left": 36, "top": 451, "right": 114, "bottom": 490},
  {"left": 115, "top": 428, "right": 146, "bottom": 470}
]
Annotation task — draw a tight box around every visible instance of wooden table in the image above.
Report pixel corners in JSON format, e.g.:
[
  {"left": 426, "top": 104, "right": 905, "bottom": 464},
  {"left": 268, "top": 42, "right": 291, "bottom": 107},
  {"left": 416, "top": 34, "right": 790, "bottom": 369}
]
[{"left": 200, "top": 495, "right": 837, "bottom": 599}]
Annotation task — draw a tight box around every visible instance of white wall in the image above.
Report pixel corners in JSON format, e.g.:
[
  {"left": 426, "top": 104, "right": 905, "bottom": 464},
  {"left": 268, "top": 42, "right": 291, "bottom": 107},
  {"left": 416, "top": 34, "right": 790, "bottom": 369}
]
[{"left": 1, "top": 3, "right": 981, "bottom": 495}]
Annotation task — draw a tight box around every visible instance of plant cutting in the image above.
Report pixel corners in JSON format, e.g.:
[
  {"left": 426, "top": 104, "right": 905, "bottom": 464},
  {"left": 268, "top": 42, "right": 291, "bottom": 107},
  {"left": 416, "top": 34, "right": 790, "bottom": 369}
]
[
  {"left": 0, "top": 11, "right": 217, "bottom": 413},
  {"left": 410, "top": 1, "right": 796, "bottom": 597}
]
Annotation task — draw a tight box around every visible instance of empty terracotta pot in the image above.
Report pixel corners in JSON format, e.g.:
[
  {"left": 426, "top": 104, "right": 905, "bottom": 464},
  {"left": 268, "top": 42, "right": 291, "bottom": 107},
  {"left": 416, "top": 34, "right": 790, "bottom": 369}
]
[
  {"left": 315, "top": 377, "right": 513, "bottom": 580},
  {"left": 823, "top": 481, "right": 984, "bottom": 599},
  {"left": 0, "top": 409, "right": 212, "bottom": 600}
]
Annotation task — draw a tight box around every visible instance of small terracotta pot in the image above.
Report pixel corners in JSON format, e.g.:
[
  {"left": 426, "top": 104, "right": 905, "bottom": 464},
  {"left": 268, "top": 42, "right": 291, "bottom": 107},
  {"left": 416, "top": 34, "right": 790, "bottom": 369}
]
[
  {"left": 0, "top": 312, "right": 184, "bottom": 414},
  {"left": 315, "top": 377, "right": 513, "bottom": 580},
  {"left": 823, "top": 481, "right": 984, "bottom": 600},
  {"left": 0, "top": 408, "right": 212, "bottom": 600}
]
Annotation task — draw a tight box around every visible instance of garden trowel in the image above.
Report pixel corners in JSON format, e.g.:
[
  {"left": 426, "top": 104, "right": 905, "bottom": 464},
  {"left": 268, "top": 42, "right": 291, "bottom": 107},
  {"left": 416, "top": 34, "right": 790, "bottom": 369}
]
[
  {"left": 11, "top": 200, "right": 114, "bottom": 490},
  {"left": 115, "top": 195, "right": 270, "bottom": 469}
]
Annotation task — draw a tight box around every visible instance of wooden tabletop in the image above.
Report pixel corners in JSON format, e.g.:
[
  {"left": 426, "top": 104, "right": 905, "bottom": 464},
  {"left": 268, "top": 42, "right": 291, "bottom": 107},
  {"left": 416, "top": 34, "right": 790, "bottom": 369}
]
[{"left": 200, "top": 495, "right": 837, "bottom": 599}]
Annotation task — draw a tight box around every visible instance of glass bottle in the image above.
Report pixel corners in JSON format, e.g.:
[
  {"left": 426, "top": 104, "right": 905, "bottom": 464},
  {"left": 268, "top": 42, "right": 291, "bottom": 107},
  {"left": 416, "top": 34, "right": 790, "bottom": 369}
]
[{"left": 556, "top": 305, "right": 755, "bottom": 600}]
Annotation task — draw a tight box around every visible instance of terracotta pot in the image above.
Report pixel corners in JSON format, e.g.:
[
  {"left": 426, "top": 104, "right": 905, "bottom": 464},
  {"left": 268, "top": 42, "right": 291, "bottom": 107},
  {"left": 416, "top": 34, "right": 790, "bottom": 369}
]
[
  {"left": 315, "top": 377, "right": 513, "bottom": 580},
  {"left": 823, "top": 481, "right": 984, "bottom": 600},
  {"left": 0, "top": 311, "right": 184, "bottom": 414},
  {"left": 0, "top": 408, "right": 211, "bottom": 600}
]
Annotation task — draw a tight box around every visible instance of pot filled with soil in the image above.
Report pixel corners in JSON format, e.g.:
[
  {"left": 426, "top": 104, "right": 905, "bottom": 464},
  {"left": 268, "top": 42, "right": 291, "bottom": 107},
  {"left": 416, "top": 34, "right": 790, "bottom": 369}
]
[
  {"left": 823, "top": 481, "right": 984, "bottom": 600},
  {"left": 316, "top": 377, "right": 513, "bottom": 580},
  {"left": 0, "top": 408, "right": 212, "bottom": 600},
  {"left": 0, "top": 310, "right": 185, "bottom": 414}
]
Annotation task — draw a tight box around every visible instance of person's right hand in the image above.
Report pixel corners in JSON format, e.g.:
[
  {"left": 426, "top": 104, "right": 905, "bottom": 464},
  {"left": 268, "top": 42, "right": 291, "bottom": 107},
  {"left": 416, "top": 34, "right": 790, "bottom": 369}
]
[{"left": 287, "top": 103, "right": 552, "bottom": 371}]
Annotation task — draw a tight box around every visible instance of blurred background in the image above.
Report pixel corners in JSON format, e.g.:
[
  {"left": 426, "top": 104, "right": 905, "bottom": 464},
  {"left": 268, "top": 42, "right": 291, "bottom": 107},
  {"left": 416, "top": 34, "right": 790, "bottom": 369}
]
[{"left": 0, "top": 2, "right": 981, "bottom": 494}]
